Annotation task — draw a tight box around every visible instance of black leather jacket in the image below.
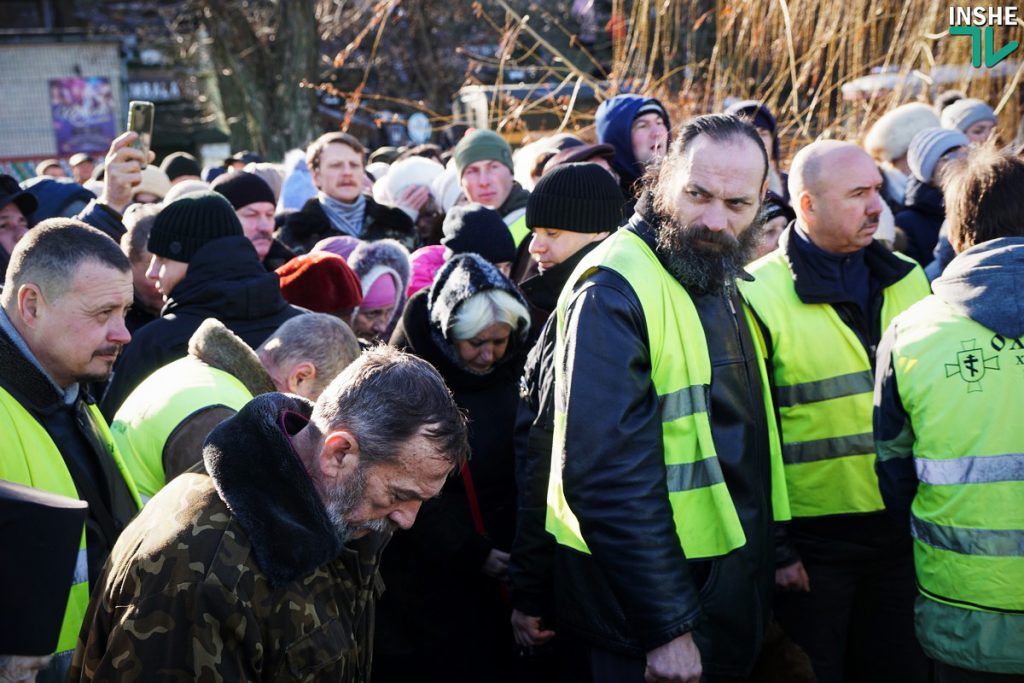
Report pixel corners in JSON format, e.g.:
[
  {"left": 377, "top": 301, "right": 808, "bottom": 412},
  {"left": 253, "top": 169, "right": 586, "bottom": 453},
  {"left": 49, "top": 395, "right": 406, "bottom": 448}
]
[{"left": 547, "top": 216, "right": 776, "bottom": 676}]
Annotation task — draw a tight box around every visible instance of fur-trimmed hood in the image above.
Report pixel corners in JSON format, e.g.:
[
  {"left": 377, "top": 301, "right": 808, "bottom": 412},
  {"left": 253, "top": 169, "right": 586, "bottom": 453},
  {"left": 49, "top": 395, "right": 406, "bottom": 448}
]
[
  {"left": 187, "top": 318, "right": 276, "bottom": 396},
  {"left": 427, "top": 253, "right": 529, "bottom": 345},
  {"left": 203, "top": 392, "right": 362, "bottom": 587},
  {"left": 348, "top": 238, "right": 412, "bottom": 331}
]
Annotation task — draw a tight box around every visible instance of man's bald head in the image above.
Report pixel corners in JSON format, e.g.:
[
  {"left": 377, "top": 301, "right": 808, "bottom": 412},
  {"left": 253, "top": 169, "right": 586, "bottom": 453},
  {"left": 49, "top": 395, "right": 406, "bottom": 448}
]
[
  {"left": 789, "top": 141, "right": 868, "bottom": 202},
  {"left": 788, "top": 140, "right": 884, "bottom": 254}
]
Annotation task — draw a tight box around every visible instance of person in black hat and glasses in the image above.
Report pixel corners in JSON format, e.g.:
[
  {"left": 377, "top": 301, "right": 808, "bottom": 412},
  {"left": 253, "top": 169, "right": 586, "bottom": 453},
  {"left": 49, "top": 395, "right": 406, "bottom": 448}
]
[
  {"left": 99, "top": 191, "right": 304, "bottom": 420},
  {"left": 0, "top": 175, "right": 36, "bottom": 282}
]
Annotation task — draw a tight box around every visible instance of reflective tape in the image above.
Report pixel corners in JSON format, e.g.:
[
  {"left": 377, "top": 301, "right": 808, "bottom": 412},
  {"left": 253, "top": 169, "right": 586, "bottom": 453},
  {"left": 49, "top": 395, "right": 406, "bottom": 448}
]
[
  {"left": 782, "top": 432, "right": 874, "bottom": 465},
  {"left": 72, "top": 547, "right": 88, "bottom": 585},
  {"left": 776, "top": 370, "right": 873, "bottom": 408},
  {"left": 666, "top": 456, "right": 725, "bottom": 492},
  {"left": 916, "top": 453, "right": 1024, "bottom": 486},
  {"left": 660, "top": 384, "right": 708, "bottom": 422},
  {"left": 911, "top": 516, "right": 1024, "bottom": 557}
]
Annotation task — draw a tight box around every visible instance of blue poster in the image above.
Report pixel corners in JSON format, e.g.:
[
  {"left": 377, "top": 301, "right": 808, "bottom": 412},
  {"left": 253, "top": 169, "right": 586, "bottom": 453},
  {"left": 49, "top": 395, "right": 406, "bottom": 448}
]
[{"left": 49, "top": 77, "right": 117, "bottom": 155}]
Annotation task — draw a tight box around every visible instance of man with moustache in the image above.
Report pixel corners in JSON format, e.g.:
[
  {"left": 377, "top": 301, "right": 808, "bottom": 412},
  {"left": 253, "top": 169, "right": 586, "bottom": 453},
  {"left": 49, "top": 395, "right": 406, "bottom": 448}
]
[
  {"left": 545, "top": 115, "right": 788, "bottom": 683},
  {"left": 740, "top": 141, "right": 930, "bottom": 683},
  {"left": 71, "top": 347, "right": 469, "bottom": 682},
  {"left": 0, "top": 220, "right": 141, "bottom": 680}
]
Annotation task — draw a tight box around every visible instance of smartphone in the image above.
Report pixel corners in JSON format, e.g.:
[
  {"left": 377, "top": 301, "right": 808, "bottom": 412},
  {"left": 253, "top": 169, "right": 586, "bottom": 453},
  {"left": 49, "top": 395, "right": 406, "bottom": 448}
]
[{"left": 127, "top": 101, "right": 155, "bottom": 168}]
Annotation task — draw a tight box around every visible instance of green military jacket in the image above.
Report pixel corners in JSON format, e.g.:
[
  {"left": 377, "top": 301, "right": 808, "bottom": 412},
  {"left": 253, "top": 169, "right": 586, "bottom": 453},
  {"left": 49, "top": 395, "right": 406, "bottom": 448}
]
[{"left": 70, "top": 394, "right": 388, "bottom": 682}]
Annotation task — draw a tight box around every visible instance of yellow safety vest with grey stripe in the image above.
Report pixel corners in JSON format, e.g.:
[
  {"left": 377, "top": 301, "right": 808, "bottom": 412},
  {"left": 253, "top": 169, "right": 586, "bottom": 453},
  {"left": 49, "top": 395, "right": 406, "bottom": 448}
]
[
  {"left": 546, "top": 228, "right": 790, "bottom": 560},
  {"left": 886, "top": 294, "right": 1024, "bottom": 667},
  {"left": 0, "top": 388, "right": 142, "bottom": 661},
  {"left": 739, "top": 248, "right": 928, "bottom": 517}
]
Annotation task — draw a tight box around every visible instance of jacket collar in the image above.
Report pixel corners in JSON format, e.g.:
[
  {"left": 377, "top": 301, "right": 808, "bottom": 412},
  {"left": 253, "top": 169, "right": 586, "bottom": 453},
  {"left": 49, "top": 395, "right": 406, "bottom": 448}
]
[
  {"left": 778, "top": 223, "right": 916, "bottom": 305},
  {"left": 203, "top": 392, "right": 388, "bottom": 587},
  {"left": 0, "top": 307, "right": 79, "bottom": 413},
  {"left": 187, "top": 319, "right": 276, "bottom": 396},
  {"left": 519, "top": 240, "right": 603, "bottom": 314}
]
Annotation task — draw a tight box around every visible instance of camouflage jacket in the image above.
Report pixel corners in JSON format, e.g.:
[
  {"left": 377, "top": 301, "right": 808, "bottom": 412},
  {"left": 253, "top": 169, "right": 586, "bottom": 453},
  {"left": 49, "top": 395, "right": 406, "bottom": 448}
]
[{"left": 70, "top": 394, "right": 389, "bottom": 682}]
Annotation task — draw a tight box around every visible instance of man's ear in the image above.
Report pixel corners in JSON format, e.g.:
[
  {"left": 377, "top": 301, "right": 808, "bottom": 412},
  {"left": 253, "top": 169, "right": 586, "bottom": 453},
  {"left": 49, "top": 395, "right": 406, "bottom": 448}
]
[
  {"left": 16, "top": 284, "right": 44, "bottom": 328},
  {"left": 287, "top": 361, "right": 317, "bottom": 396},
  {"left": 799, "top": 191, "right": 814, "bottom": 218},
  {"left": 319, "top": 429, "right": 360, "bottom": 482}
]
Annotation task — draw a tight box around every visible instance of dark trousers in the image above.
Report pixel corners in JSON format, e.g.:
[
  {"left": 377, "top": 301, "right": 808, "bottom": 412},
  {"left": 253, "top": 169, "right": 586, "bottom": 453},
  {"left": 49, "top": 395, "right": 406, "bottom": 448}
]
[
  {"left": 774, "top": 537, "right": 927, "bottom": 683},
  {"left": 935, "top": 661, "right": 1024, "bottom": 683}
]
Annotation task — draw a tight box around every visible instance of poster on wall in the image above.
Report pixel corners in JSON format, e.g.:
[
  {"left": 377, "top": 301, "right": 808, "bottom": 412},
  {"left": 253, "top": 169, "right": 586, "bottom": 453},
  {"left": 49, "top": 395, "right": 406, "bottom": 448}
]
[{"left": 49, "top": 77, "right": 117, "bottom": 155}]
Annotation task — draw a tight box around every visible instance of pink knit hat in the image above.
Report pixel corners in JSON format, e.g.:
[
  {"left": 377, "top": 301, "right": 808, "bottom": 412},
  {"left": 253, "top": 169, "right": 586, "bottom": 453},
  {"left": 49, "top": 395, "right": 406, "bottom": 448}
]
[{"left": 406, "top": 245, "right": 447, "bottom": 297}]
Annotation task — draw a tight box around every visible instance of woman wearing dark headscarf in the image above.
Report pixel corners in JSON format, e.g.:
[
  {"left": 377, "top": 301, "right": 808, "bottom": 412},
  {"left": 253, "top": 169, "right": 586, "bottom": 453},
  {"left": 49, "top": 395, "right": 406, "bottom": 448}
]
[{"left": 375, "top": 253, "right": 530, "bottom": 683}]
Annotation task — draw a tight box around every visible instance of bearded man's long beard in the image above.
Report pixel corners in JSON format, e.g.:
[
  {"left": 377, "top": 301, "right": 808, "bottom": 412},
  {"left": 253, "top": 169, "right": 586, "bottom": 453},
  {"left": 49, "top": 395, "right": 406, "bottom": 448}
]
[{"left": 653, "top": 216, "right": 764, "bottom": 297}]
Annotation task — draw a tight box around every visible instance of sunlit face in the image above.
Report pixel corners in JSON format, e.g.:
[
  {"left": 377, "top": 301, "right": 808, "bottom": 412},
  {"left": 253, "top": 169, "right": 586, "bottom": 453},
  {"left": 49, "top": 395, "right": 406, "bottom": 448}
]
[
  {"left": 130, "top": 250, "right": 164, "bottom": 313},
  {"left": 801, "top": 149, "right": 883, "bottom": 254},
  {"left": 932, "top": 147, "right": 966, "bottom": 186},
  {"left": 454, "top": 321, "right": 511, "bottom": 374},
  {"left": 237, "top": 201, "right": 276, "bottom": 261},
  {"left": 666, "top": 135, "right": 766, "bottom": 244},
  {"left": 42, "top": 165, "right": 65, "bottom": 178},
  {"left": 72, "top": 161, "right": 95, "bottom": 184},
  {"left": 630, "top": 112, "right": 669, "bottom": 165},
  {"left": 0, "top": 202, "right": 29, "bottom": 255},
  {"left": 314, "top": 143, "right": 366, "bottom": 203},
  {"left": 351, "top": 306, "right": 394, "bottom": 341},
  {"left": 964, "top": 120, "right": 995, "bottom": 144},
  {"left": 325, "top": 431, "right": 453, "bottom": 539},
  {"left": 529, "top": 228, "right": 606, "bottom": 272},
  {"left": 460, "top": 160, "right": 513, "bottom": 209},
  {"left": 145, "top": 254, "right": 189, "bottom": 299},
  {"left": 25, "top": 261, "right": 133, "bottom": 388}
]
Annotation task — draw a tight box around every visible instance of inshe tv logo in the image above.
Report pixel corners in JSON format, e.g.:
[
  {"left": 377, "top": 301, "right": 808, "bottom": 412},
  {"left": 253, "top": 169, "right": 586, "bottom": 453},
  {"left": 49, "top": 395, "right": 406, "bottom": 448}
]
[{"left": 949, "top": 6, "right": 1021, "bottom": 67}]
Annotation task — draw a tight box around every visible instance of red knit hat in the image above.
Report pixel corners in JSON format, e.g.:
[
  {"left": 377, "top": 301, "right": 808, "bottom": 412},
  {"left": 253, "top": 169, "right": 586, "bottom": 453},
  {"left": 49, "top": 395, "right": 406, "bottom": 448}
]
[{"left": 276, "top": 252, "right": 363, "bottom": 314}]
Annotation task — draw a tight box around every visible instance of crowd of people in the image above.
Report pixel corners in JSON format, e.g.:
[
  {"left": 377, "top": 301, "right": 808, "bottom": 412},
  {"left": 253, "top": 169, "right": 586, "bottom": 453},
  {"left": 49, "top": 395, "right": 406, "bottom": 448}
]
[{"left": 1, "top": 87, "right": 1022, "bottom": 683}]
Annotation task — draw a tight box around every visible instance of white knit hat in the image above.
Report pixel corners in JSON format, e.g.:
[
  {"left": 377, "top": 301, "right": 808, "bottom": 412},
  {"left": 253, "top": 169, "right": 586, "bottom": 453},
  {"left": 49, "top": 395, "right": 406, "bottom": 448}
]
[{"left": 864, "top": 103, "right": 940, "bottom": 163}]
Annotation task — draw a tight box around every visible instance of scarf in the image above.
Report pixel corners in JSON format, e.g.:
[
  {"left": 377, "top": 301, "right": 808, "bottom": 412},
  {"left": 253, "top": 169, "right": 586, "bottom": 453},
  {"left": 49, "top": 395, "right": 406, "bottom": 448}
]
[{"left": 319, "top": 191, "right": 366, "bottom": 238}]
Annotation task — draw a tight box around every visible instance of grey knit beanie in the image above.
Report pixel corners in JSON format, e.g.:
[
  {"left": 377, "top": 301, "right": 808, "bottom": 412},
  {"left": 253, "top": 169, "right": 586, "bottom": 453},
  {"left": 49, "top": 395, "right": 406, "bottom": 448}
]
[
  {"left": 148, "top": 191, "right": 243, "bottom": 262},
  {"left": 940, "top": 98, "right": 997, "bottom": 133},
  {"left": 907, "top": 128, "right": 970, "bottom": 184}
]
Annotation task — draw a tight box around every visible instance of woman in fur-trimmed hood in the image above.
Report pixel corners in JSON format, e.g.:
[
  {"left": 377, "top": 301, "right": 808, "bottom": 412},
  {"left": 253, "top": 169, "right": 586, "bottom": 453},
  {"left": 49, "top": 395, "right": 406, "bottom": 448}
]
[
  {"left": 377, "top": 253, "right": 530, "bottom": 683},
  {"left": 346, "top": 238, "right": 411, "bottom": 342}
]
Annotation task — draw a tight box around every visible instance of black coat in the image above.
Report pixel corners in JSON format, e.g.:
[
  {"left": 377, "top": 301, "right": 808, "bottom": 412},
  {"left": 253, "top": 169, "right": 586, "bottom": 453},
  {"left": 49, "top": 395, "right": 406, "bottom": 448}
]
[
  {"left": 101, "top": 236, "right": 304, "bottom": 420},
  {"left": 548, "top": 214, "right": 777, "bottom": 677},
  {"left": 894, "top": 178, "right": 945, "bottom": 267},
  {"left": 376, "top": 262, "right": 528, "bottom": 682},
  {"left": 277, "top": 195, "right": 416, "bottom": 253}
]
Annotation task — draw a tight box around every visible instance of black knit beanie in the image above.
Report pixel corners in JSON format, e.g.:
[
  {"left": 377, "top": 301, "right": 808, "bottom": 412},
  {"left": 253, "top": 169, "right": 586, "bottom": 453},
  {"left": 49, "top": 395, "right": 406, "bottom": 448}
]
[
  {"left": 211, "top": 171, "right": 276, "bottom": 210},
  {"left": 441, "top": 203, "right": 517, "bottom": 264},
  {"left": 527, "top": 162, "right": 625, "bottom": 233},
  {"left": 147, "top": 191, "right": 243, "bottom": 263},
  {"left": 160, "top": 152, "right": 202, "bottom": 181}
]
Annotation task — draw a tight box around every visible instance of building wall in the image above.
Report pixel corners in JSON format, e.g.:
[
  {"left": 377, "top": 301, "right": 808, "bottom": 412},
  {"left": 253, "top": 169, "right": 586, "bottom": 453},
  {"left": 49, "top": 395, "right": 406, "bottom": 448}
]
[{"left": 0, "top": 41, "right": 122, "bottom": 161}]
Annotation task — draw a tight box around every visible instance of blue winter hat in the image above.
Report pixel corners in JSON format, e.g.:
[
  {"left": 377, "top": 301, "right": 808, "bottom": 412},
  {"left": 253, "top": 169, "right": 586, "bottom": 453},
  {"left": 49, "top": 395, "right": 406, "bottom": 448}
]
[{"left": 907, "top": 128, "right": 969, "bottom": 183}]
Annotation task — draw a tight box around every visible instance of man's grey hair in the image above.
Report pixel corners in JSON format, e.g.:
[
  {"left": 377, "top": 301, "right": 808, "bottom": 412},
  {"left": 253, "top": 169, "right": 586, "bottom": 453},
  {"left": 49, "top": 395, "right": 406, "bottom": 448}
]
[
  {"left": 256, "top": 313, "right": 361, "bottom": 394},
  {"left": 311, "top": 345, "right": 469, "bottom": 467},
  {"left": 120, "top": 203, "right": 162, "bottom": 263},
  {"left": 1, "top": 218, "right": 129, "bottom": 308}
]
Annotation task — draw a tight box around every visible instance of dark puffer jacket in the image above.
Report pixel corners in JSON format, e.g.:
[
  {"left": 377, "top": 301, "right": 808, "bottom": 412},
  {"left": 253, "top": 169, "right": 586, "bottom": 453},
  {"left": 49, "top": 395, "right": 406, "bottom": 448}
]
[
  {"left": 895, "top": 177, "right": 945, "bottom": 267},
  {"left": 377, "top": 254, "right": 529, "bottom": 682},
  {"left": 100, "top": 235, "right": 304, "bottom": 420}
]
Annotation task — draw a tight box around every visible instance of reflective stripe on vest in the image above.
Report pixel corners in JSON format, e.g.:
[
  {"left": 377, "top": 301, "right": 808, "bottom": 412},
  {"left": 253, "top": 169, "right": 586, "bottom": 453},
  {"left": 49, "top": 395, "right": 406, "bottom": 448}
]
[
  {"left": 505, "top": 210, "right": 530, "bottom": 248},
  {"left": 891, "top": 294, "right": 1024, "bottom": 613},
  {"left": 739, "top": 247, "right": 928, "bottom": 517},
  {"left": 546, "top": 229, "right": 746, "bottom": 560},
  {"left": 112, "top": 356, "right": 254, "bottom": 501},
  {"left": 0, "top": 390, "right": 140, "bottom": 656}
]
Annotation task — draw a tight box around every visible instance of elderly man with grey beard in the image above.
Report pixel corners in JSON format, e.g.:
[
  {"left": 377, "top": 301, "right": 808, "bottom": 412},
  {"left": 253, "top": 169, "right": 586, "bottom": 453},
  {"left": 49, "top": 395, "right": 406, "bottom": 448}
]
[
  {"left": 70, "top": 346, "right": 469, "bottom": 683},
  {"left": 544, "top": 115, "right": 788, "bottom": 683}
]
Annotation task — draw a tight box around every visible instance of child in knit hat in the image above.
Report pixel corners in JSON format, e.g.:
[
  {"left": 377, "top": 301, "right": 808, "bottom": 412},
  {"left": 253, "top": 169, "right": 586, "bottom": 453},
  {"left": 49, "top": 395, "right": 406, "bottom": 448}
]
[{"left": 940, "top": 98, "right": 997, "bottom": 144}]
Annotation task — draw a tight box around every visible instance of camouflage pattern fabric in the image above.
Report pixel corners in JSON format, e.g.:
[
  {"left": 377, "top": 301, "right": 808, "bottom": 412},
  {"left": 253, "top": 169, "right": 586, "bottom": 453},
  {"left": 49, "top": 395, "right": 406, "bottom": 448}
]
[{"left": 68, "top": 470, "right": 386, "bottom": 682}]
